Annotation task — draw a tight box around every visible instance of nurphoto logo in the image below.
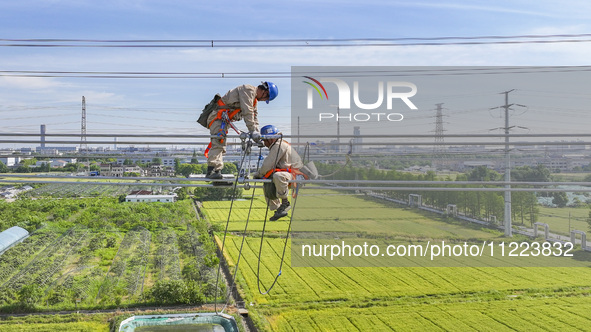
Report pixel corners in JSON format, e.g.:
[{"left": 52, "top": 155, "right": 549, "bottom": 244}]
[{"left": 302, "top": 76, "right": 418, "bottom": 122}]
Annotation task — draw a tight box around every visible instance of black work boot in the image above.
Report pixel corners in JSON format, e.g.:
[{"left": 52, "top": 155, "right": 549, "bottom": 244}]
[
  {"left": 206, "top": 166, "right": 223, "bottom": 180},
  {"left": 270, "top": 200, "right": 291, "bottom": 221},
  {"left": 206, "top": 166, "right": 214, "bottom": 177}
]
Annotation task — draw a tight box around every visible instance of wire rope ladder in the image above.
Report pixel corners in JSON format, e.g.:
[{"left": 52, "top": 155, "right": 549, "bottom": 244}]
[{"left": 214, "top": 135, "right": 266, "bottom": 314}]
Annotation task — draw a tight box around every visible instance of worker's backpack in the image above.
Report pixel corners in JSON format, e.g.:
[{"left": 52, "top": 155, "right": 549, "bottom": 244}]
[
  {"left": 300, "top": 161, "right": 319, "bottom": 180},
  {"left": 196, "top": 94, "right": 221, "bottom": 128}
]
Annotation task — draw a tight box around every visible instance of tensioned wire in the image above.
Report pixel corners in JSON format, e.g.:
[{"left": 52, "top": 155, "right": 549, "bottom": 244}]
[
  {"left": 2, "top": 33, "right": 591, "bottom": 47},
  {"left": 5, "top": 66, "right": 591, "bottom": 79},
  {"left": 1, "top": 140, "right": 588, "bottom": 146},
  {"left": 1, "top": 133, "right": 590, "bottom": 145},
  {"left": 3, "top": 133, "right": 591, "bottom": 138},
  {"left": 3, "top": 174, "right": 590, "bottom": 187},
  {"left": 2, "top": 175, "right": 590, "bottom": 192}
]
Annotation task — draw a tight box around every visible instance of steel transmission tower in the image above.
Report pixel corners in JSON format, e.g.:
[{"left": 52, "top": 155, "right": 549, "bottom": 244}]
[
  {"left": 433, "top": 103, "right": 447, "bottom": 169},
  {"left": 81, "top": 96, "right": 87, "bottom": 151}
]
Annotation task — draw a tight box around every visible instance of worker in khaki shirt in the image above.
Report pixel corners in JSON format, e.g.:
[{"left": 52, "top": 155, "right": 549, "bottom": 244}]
[
  {"left": 253, "top": 125, "right": 303, "bottom": 221},
  {"left": 205, "top": 82, "right": 278, "bottom": 179}
]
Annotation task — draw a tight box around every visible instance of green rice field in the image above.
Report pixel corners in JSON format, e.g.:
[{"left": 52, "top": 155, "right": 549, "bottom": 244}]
[{"left": 205, "top": 189, "right": 591, "bottom": 331}]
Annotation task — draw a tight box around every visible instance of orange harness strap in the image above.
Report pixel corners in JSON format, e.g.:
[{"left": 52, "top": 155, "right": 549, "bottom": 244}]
[
  {"left": 262, "top": 167, "right": 308, "bottom": 198},
  {"left": 207, "top": 98, "right": 258, "bottom": 128},
  {"left": 205, "top": 98, "right": 258, "bottom": 158},
  {"left": 262, "top": 167, "right": 292, "bottom": 179},
  {"left": 208, "top": 99, "right": 238, "bottom": 128}
]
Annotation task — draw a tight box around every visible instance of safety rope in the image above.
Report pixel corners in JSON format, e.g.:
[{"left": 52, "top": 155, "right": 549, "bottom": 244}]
[
  {"left": 253, "top": 138, "right": 353, "bottom": 295},
  {"left": 255, "top": 183, "right": 300, "bottom": 295},
  {"left": 254, "top": 134, "right": 299, "bottom": 295},
  {"left": 213, "top": 134, "right": 255, "bottom": 314},
  {"left": 218, "top": 141, "right": 264, "bottom": 314},
  {"left": 215, "top": 134, "right": 325, "bottom": 303}
]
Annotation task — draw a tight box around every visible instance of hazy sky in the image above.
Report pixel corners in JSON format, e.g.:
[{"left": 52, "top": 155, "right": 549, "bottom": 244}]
[{"left": 1, "top": 1, "right": 591, "bottom": 149}]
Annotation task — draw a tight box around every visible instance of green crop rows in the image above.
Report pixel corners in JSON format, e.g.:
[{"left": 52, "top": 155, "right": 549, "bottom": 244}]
[
  {"left": 0, "top": 198, "right": 218, "bottom": 310},
  {"left": 19, "top": 182, "right": 181, "bottom": 199},
  {"left": 205, "top": 189, "right": 591, "bottom": 331},
  {"left": 2, "top": 185, "right": 591, "bottom": 331}
]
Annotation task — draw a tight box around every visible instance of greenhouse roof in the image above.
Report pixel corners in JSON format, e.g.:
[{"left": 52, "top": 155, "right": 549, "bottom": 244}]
[{"left": 0, "top": 226, "right": 29, "bottom": 255}]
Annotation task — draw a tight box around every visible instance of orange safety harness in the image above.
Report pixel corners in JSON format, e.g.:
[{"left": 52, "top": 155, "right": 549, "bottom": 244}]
[
  {"left": 262, "top": 167, "right": 291, "bottom": 179},
  {"left": 262, "top": 166, "right": 309, "bottom": 198},
  {"left": 205, "top": 98, "right": 257, "bottom": 158}
]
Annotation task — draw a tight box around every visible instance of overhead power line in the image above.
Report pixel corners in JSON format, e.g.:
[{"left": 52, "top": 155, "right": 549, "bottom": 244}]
[
  {"left": 3, "top": 66, "right": 591, "bottom": 79},
  {"left": 2, "top": 133, "right": 591, "bottom": 138},
  {"left": 1, "top": 33, "right": 591, "bottom": 47}
]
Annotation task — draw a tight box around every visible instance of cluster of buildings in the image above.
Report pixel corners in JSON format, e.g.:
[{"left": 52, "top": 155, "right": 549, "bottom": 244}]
[
  {"left": 0, "top": 145, "right": 188, "bottom": 177},
  {"left": 0, "top": 185, "right": 33, "bottom": 201},
  {"left": 99, "top": 163, "right": 176, "bottom": 177}
]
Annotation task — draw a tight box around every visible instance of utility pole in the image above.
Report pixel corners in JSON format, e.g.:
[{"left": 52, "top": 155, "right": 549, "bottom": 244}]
[
  {"left": 502, "top": 90, "right": 514, "bottom": 237},
  {"left": 81, "top": 96, "right": 87, "bottom": 152},
  {"left": 491, "top": 90, "right": 526, "bottom": 237},
  {"left": 297, "top": 116, "right": 301, "bottom": 153},
  {"left": 336, "top": 105, "right": 340, "bottom": 154}
]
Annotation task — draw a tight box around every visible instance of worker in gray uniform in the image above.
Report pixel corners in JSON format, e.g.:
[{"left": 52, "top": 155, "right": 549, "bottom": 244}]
[
  {"left": 203, "top": 82, "right": 278, "bottom": 179},
  {"left": 253, "top": 125, "right": 303, "bottom": 221}
]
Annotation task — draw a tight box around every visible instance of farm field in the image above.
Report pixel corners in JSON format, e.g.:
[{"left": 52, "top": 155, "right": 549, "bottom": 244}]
[
  {"left": 203, "top": 190, "right": 501, "bottom": 240},
  {"left": 207, "top": 188, "right": 591, "bottom": 331},
  {"left": 550, "top": 173, "right": 590, "bottom": 182},
  {"left": 1, "top": 183, "right": 591, "bottom": 331},
  {"left": 536, "top": 206, "right": 589, "bottom": 236},
  {"left": 0, "top": 196, "right": 220, "bottom": 312},
  {"left": 0, "top": 310, "right": 230, "bottom": 332},
  {"left": 0, "top": 320, "right": 109, "bottom": 332},
  {"left": 19, "top": 182, "right": 178, "bottom": 198}
]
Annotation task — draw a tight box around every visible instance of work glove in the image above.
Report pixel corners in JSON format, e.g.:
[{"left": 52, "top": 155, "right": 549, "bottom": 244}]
[
  {"left": 239, "top": 131, "right": 249, "bottom": 141},
  {"left": 252, "top": 173, "right": 262, "bottom": 179},
  {"left": 250, "top": 131, "right": 261, "bottom": 143}
]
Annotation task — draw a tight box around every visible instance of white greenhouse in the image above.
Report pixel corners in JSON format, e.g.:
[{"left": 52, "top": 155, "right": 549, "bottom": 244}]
[{"left": 0, "top": 226, "right": 29, "bottom": 255}]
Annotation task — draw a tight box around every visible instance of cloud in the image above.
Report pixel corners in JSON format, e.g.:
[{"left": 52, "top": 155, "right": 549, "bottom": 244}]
[
  {"left": 80, "top": 91, "right": 123, "bottom": 105},
  {"left": 0, "top": 76, "right": 66, "bottom": 90}
]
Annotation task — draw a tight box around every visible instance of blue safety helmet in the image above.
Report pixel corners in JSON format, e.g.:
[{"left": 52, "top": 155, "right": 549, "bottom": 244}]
[
  {"left": 265, "top": 81, "right": 278, "bottom": 104},
  {"left": 260, "top": 124, "right": 280, "bottom": 139}
]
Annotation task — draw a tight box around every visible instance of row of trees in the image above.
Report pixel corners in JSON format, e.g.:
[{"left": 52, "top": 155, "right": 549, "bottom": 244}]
[
  {"left": 316, "top": 163, "right": 567, "bottom": 227},
  {"left": 0, "top": 160, "right": 94, "bottom": 174},
  {"left": 1, "top": 150, "right": 221, "bottom": 178},
  {"left": 0, "top": 156, "right": 170, "bottom": 174}
]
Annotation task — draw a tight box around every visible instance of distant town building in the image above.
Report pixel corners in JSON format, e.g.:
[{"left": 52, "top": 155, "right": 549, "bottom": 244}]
[
  {"left": 100, "top": 163, "right": 144, "bottom": 177},
  {"left": 0, "top": 157, "right": 18, "bottom": 167},
  {"left": 34, "top": 159, "right": 77, "bottom": 168},
  {"left": 115, "top": 157, "right": 184, "bottom": 167},
  {"left": 36, "top": 146, "right": 78, "bottom": 154},
  {"left": 0, "top": 186, "right": 32, "bottom": 201},
  {"left": 352, "top": 126, "right": 362, "bottom": 154},
  {"left": 147, "top": 165, "right": 175, "bottom": 177}
]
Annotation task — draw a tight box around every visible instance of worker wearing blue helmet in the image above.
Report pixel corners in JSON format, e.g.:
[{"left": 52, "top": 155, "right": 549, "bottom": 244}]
[
  {"left": 253, "top": 125, "right": 303, "bottom": 221},
  {"left": 204, "top": 82, "right": 278, "bottom": 179}
]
